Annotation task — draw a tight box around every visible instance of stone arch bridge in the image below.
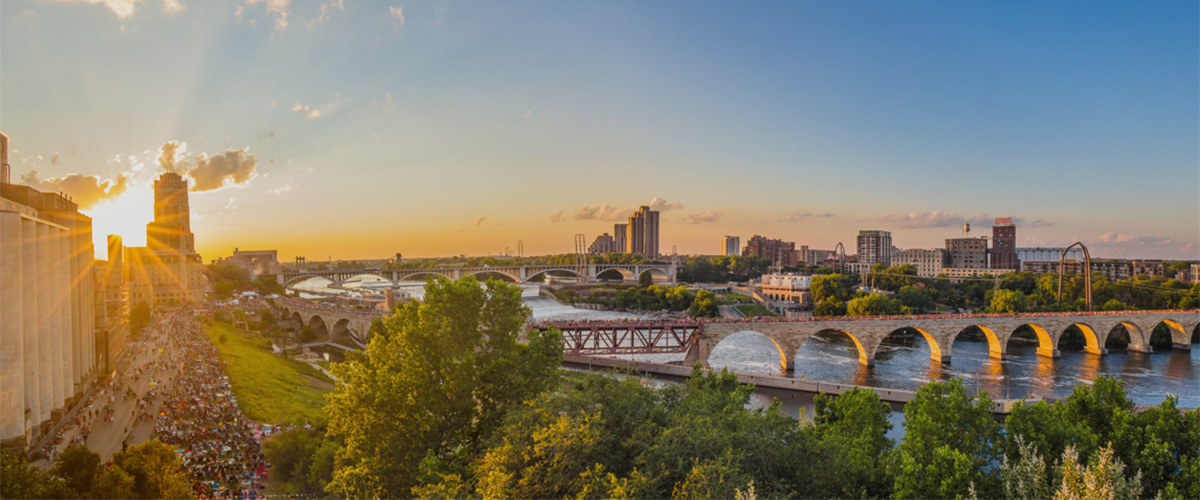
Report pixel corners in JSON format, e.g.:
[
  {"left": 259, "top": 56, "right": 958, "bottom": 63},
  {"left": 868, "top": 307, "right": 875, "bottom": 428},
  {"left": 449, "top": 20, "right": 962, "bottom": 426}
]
[
  {"left": 268, "top": 263, "right": 676, "bottom": 288},
  {"left": 273, "top": 297, "right": 380, "bottom": 345},
  {"left": 540, "top": 310, "right": 1199, "bottom": 373}
]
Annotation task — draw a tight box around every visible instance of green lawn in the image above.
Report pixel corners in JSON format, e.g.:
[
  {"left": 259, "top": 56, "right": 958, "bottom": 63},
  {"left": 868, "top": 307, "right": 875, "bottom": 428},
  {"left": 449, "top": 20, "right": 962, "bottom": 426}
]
[
  {"left": 735, "top": 304, "right": 778, "bottom": 317},
  {"left": 205, "top": 321, "right": 333, "bottom": 426}
]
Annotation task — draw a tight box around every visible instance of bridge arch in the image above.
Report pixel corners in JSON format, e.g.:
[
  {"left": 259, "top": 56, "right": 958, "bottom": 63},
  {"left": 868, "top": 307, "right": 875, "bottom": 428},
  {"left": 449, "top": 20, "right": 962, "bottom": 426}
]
[
  {"left": 290, "top": 311, "right": 303, "bottom": 329},
  {"left": 809, "top": 328, "right": 871, "bottom": 366},
  {"left": 638, "top": 268, "right": 671, "bottom": 283},
  {"left": 464, "top": 270, "right": 521, "bottom": 283},
  {"left": 948, "top": 325, "right": 1004, "bottom": 361},
  {"left": 285, "top": 275, "right": 334, "bottom": 288},
  {"left": 596, "top": 268, "right": 633, "bottom": 281},
  {"left": 307, "top": 315, "right": 329, "bottom": 340},
  {"left": 525, "top": 268, "right": 581, "bottom": 282},
  {"left": 1058, "top": 322, "right": 1104, "bottom": 355},
  {"left": 1150, "top": 319, "right": 1190, "bottom": 349},
  {"left": 709, "top": 330, "right": 789, "bottom": 374},
  {"left": 1105, "top": 322, "right": 1149, "bottom": 352},
  {"left": 340, "top": 273, "right": 393, "bottom": 287},
  {"left": 875, "top": 327, "right": 943, "bottom": 364},
  {"left": 1006, "top": 323, "right": 1056, "bottom": 358},
  {"left": 395, "top": 271, "right": 453, "bottom": 283},
  {"left": 331, "top": 318, "right": 352, "bottom": 340}
]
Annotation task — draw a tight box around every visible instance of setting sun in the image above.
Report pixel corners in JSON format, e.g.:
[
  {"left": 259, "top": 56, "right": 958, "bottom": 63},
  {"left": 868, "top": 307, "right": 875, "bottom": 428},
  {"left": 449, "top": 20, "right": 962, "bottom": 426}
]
[{"left": 83, "top": 185, "right": 154, "bottom": 260}]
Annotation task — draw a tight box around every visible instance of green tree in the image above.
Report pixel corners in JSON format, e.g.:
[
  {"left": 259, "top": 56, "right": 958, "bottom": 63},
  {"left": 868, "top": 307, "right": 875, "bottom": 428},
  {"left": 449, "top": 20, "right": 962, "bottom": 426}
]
[
  {"left": 813, "top": 298, "right": 846, "bottom": 317},
  {"left": 847, "top": 294, "right": 908, "bottom": 316},
  {"left": 129, "top": 301, "right": 151, "bottom": 337},
  {"left": 812, "top": 388, "right": 895, "bottom": 497},
  {"left": 111, "top": 439, "right": 193, "bottom": 499},
  {"left": 52, "top": 445, "right": 100, "bottom": 496},
  {"left": 1, "top": 447, "right": 72, "bottom": 499},
  {"left": 688, "top": 290, "right": 720, "bottom": 318},
  {"left": 639, "top": 271, "right": 654, "bottom": 287},
  {"left": 897, "top": 286, "right": 937, "bottom": 314},
  {"left": 811, "top": 274, "right": 853, "bottom": 303},
  {"left": 1055, "top": 445, "right": 1142, "bottom": 500},
  {"left": 1100, "top": 299, "right": 1127, "bottom": 311},
  {"left": 893, "top": 378, "right": 1001, "bottom": 499},
  {"left": 991, "top": 289, "right": 1028, "bottom": 314},
  {"left": 325, "top": 277, "right": 563, "bottom": 499}
]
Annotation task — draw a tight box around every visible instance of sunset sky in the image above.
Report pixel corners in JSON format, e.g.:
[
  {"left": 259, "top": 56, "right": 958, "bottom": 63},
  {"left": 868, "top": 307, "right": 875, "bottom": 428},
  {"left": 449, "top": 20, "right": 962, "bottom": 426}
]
[{"left": 2, "top": 0, "right": 1197, "bottom": 262}]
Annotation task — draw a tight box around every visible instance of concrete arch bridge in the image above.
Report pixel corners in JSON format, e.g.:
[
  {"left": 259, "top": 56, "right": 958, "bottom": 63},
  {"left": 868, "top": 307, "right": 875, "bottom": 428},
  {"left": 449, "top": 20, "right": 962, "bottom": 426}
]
[
  {"left": 273, "top": 297, "right": 381, "bottom": 345},
  {"left": 270, "top": 263, "right": 676, "bottom": 288},
  {"left": 540, "top": 310, "right": 1199, "bottom": 373}
]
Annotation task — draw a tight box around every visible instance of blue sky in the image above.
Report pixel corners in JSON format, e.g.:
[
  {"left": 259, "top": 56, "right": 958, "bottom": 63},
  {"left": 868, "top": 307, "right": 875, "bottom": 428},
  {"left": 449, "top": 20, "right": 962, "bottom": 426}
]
[{"left": 2, "top": 0, "right": 1197, "bottom": 260}]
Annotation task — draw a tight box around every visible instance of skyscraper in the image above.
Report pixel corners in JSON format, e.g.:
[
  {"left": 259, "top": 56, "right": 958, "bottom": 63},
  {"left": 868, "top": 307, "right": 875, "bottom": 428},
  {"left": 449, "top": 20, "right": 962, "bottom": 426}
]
[
  {"left": 106, "top": 234, "right": 124, "bottom": 286},
  {"left": 613, "top": 223, "right": 628, "bottom": 252},
  {"left": 742, "top": 235, "right": 797, "bottom": 268},
  {"left": 856, "top": 230, "right": 893, "bottom": 265},
  {"left": 991, "top": 218, "right": 1017, "bottom": 270},
  {"left": 146, "top": 172, "right": 195, "bottom": 253},
  {"left": 126, "top": 172, "right": 205, "bottom": 307},
  {"left": 626, "top": 206, "right": 659, "bottom": 258},
  {"left": 720, "top": 236, "right": 740, "bottom": 257}
]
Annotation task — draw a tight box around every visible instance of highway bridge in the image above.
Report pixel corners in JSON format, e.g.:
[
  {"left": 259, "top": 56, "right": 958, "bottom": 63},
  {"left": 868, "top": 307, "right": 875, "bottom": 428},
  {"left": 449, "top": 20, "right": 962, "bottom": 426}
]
[{"left": 267, "top": 262, "right": 676, "bottom": 287}]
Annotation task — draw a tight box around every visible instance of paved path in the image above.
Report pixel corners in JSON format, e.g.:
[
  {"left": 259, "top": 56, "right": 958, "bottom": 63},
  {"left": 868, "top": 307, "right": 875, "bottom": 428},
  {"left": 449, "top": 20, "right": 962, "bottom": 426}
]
[{"left": 34, "top": 313, "right": 187, "bottom": 466}]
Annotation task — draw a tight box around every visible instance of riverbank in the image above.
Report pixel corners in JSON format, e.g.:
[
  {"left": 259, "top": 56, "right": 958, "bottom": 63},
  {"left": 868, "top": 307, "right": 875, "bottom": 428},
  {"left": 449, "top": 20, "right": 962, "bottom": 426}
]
[{"left": 204, "top": 321, "right": 334, "bottom": 426}]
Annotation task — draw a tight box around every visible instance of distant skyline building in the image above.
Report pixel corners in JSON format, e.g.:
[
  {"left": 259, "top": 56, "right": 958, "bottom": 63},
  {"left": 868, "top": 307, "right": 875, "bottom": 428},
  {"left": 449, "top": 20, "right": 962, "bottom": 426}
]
[
  {"left": 743, "top": 235, "right": 797, "bottom": 268},
  {"left": 587, "top": 233, "right": 617, "bottom": 255},
  {"left": 126, "top": 172, "right": 206, "bottom": 308},
  {"left": 991, "top": 218, "right": 1018, "bottom": 270},
  {"left": 891, "top": 248, "right": 946, "bottom": 278},
  {"left": 720, "top": 236, "right": 740, "bottom": 257},
  {"left": 612, "top": 223, "right": 627, "bottom": 252},
  {"left": 856, "top": 230, "right": 893, "bottom": 265},
  {"left": 626, "top": 206, "right": 659, "bottom": 258},
  {"left": 106, "top": 234, "right": 124, "bottom": 286},
  {"left": 945, "top": 237, "right": 989, "bottom": 269}
]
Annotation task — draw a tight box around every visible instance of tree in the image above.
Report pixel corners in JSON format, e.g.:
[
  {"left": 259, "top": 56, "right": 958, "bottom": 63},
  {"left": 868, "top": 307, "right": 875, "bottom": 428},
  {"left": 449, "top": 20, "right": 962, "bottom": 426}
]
[
  {"left": 688, "top": 290, "right": 719, "bottom": 318},
  {"left": 991, "top": 289, "right": 1028, "bottom": 314},
  {"left": 129, "top": 301, "right": 151, "bottom": 337},
  {"left": 111, "top": 439, "right": 193, "bottom": 499},
  {"left": 325, "top": 277, "right": 563, "bottom": 499},
  {"left": 897, "top": 286, "right": 936, "bottom": 314},
  {"left": 847, "top": 294, "right": 908, "bottom": 316},
  {"left": 812, "top": 388, "right": 895, "bottom": 498},
  {"left": 813, "top": 298, "right": 846, "bottom": 317},
  {"left": 53, "top": 445, "right": 100, "bottom": 495},
  {"left": 1101, "top": 299, "right": 1127, "bottom": 311},
  {"left": 1055, "top": 445, "right": 1143, "bottom": 500},
  {"left": 1, "top": 447, "right": 72, "bottom": 499},
  {"left": 811, "top": 274, "right": 853, "bottom": 303},
  {"left": 638, "top": 271, "right": 654, "bottom": 287},
  {"left": 892, "top": 378, "right": 1001, "bottom": 499}
]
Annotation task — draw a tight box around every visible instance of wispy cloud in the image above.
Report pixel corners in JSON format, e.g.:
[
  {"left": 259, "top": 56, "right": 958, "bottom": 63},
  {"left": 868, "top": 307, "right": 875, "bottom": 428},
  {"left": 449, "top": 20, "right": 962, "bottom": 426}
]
[
  {"left": 523, "top": 109, "right": 532, "bottom": 119},
  {"left": 305, "top": 0, "right": 342, "bottom": 27},
  {"left": 782, "top": 211, "right": 833, "bottom": 222},
  {"left": 574, "top": 197, "right": 685, "bottom": 221},
  {"left": 267, "top": 183, "right": 293, "bottom": 195},
  {"left": 1029, "top": 219, "right": 1055, "bottom": 228},
  {"left": 684, "top": 210, "right": 723, "bottom": 224},
  {"left": 1091, "top": 232, "right": 1175, "bottom": 248},
  {"left": 162, "top": 0, "right": 185, "bottom": 15},
  {"left": 873, "top": 211, "right": 1024, "bottom": 229},
  {"left": 51, "top": 0, "right": 139, "bottom": 19},
  {"left": 474, "top": 216, "right": 487, "bottom": 226},
  {"left": 389, "top": 5, "right": 404, "bottom": 31},
  {"left": 292, "top": 93, "right": 345, "bottom": 119},
  {"left": 548, "top": 210, "right": 564, "bottom": 223},
  {"left": 246, "top": 0, "right": 291, "bottom": 31}
]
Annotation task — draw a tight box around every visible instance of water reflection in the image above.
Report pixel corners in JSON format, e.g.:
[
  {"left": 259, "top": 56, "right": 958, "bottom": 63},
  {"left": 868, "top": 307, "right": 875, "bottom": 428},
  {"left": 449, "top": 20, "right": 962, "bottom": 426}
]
[{"left": 708, "top": 329, "right": 1200, "bottom": 407}]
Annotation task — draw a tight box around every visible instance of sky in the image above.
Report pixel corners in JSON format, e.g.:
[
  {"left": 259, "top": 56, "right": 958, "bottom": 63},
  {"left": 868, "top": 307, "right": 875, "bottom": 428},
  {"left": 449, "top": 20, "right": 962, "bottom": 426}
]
[{"left": 2, "top": 0, "right": 1197, "bottom": 262}]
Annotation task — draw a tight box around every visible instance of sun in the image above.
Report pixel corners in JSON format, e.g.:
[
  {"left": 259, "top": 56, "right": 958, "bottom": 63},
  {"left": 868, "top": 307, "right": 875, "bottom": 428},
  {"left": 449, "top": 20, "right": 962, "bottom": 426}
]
[{"left": 83, "top": 185, "right": 155, "bottom": 261}]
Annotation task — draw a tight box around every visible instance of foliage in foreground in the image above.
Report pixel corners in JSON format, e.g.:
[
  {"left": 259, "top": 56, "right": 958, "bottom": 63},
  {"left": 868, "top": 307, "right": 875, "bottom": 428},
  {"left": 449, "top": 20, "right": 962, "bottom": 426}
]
[{"left": 1, "top": 440, "right": 192, "bottom": 500}]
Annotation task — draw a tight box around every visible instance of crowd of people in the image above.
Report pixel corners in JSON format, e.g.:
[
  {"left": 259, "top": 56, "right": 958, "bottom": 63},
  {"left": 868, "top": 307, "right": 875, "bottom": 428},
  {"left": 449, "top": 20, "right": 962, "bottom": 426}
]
[{"left": 151, "top": 314, "right": 269, "bottom": 500}]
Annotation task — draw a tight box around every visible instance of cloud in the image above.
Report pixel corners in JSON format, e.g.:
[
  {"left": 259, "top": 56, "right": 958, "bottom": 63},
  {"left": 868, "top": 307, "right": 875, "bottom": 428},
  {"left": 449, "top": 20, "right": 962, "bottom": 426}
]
[
  {"left": 1179, "top": 241, "right": 1196, "bottom": 256},
  {"left": 1091, "top": 232, "right": 1175, "bottom": 248},
  {"left": 574, "top": 204, "right": 631, "bottom": 221},
  {"left": 548, "top": 210, "right": 564, "bottom": 223},
  {"left": 389, "top": 5, "right": 404, "bottom": 24},
  {"left": 474, "top": 216, "right": 487, "bottom": 226},
  {"left": 684, "top": 210, "right": 723, "bottom": 224},
  {"left": 1029, "top": 219, "right": 1055, "bottom": 228},
  {"left": 246, "top": 0, "right": 290, "bottom": 31},
  {"left": 52, "top": 0, "right": 139, "bottom": 19},
  {"left": 186, "top": 147, "right": 259, "bottom": 192},
  {"left": 157, "top": 141, "right": 186, "bottom": 172},
  {"left": 49, "top": 152, "right": 60, "bottom": 165},
  {"left": 256, "top": 130, "right": 276, "bottom": 140},
  {"left": 872, "top": 211, "right": 1026, "bottom": 229},
  {"left": 782, "top": 211, "right": 833, "bottom": 222},
  {"left": 292, "top": 93, "right": 345, "bottom": 120},
  {"left": 573, "top": 197, "right": 685, "bottom": 221},
  {"left": 305, "top": 0, "right": 342, "bottom": 27},
  {"left": 162, "top": 0, "right": 185, "bottom": 14},
  {"left": 523, "top": 109, "right": 532, "bottom": 119},
  {"left": 20, "top": 170, "right": 130, "bottom": 209},
  {"left": 267, "top": 183, "right": 293, "bottom": 195},
  {"left": 647, "top": 196, "right": 683, "bottom": 211}
]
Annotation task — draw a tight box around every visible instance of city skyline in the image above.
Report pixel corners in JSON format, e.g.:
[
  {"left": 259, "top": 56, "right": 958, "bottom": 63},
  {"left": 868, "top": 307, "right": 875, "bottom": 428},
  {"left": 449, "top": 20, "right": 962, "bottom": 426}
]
[{"left": 1, "top": 1, "right": 1197, "bottom": 261}]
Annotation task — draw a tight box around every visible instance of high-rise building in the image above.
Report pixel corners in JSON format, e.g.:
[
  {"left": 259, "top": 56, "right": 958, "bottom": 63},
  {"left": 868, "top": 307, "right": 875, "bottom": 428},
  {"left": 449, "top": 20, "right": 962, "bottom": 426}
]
[
  {"left": 587, "top": 233, "right": 617, "bottom": 254},
  {"left": 626, "top": 206, "right": 659, "bottom": 258},
  {"left": 613, "top": 224, "right": 627, "bottom": 252},
  {"left": 1, "top": 133, "right": 97, "bottom": 447},
  {"left": 720, "top": 236, "right": 740, "bottom": 257},
  {"left": 0, "top": 132, "right": 9, "bottom": 184},
  {"left": 106, "top": 234, "right": 124, "bottom": 286},
  {"left": 991, "top": 218, "right": 1017, "bottom": 270},
  {"left": 946, "top": 237, "right": 989, "bottom": 269},
  {"left": 743, "top": 235, "right": 797, "bottom": 268},
  {"left": 856, "top": 230, "right": 893, "bottom": 265},
  {"left": 126, "top": 173, "right": 206, "bottom": 308}
]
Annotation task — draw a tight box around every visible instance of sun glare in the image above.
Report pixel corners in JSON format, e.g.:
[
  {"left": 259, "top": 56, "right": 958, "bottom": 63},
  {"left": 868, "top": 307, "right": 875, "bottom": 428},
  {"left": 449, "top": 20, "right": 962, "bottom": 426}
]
[{"left": 83, "top": 185, "right": 154, "bottom": 260}]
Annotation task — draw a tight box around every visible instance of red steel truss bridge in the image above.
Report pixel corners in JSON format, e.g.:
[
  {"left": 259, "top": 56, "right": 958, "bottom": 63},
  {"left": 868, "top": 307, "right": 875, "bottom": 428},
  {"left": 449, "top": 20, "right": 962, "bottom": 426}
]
[{"left": 530, "top": 320, "right": 703, "bottom": 355}]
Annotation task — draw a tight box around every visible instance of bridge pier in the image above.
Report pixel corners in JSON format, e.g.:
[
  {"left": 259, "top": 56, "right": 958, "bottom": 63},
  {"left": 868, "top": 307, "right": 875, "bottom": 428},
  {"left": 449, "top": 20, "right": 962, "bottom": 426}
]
[
  {"left": 1036, "top": 347, "right": 1061, "bottom": 359},
  {"left": 1172, "top": 342, "right": 1192, "bottom": 351},
  {"left": 1127, "top": 345, "right": 1153, "bottom": 354}
]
